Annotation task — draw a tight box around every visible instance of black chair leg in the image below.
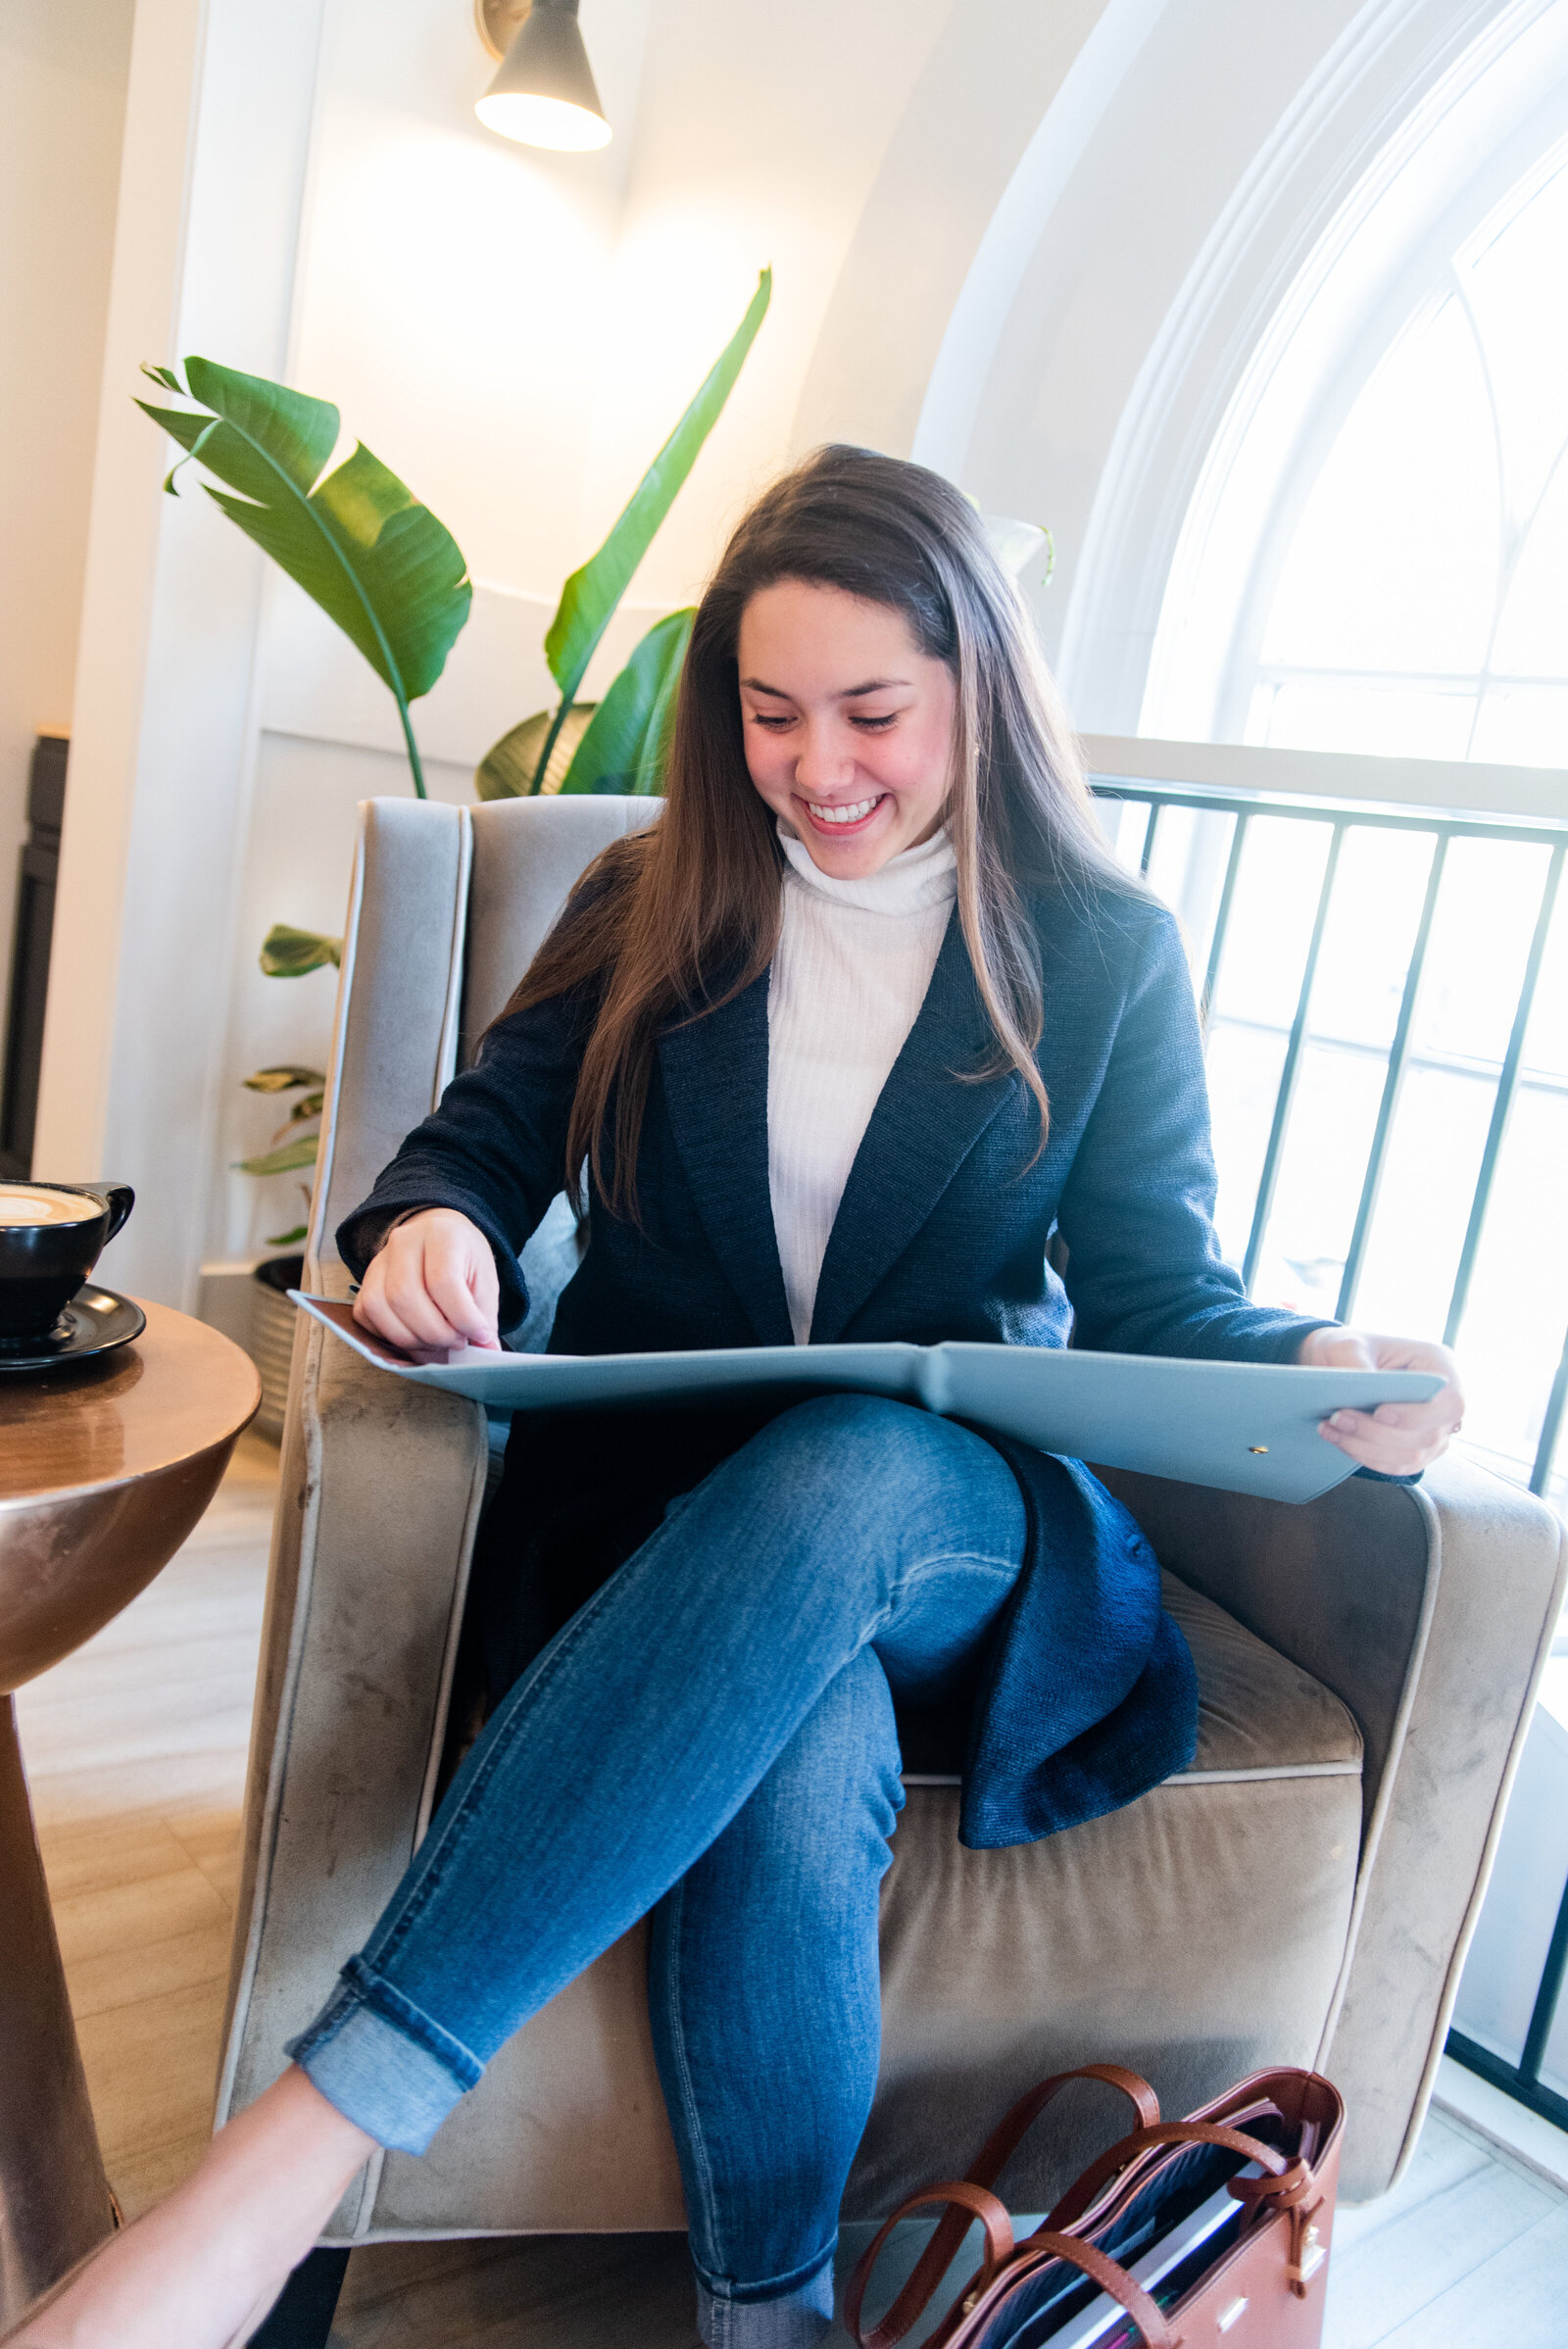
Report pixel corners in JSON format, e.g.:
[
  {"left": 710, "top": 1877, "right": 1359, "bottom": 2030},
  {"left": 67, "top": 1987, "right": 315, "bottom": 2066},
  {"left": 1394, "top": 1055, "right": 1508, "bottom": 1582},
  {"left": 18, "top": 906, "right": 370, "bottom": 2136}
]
[{"left": 249, "top": 2246, "right": 351, "bottom": 2348}]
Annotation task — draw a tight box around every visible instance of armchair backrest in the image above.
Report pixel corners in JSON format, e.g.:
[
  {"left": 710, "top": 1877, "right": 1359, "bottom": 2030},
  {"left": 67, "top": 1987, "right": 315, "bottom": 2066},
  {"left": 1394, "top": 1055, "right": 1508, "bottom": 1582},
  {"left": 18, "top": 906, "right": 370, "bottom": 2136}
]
[{"left": 305, "top": 796, "right": 659, "bottom": 1278}]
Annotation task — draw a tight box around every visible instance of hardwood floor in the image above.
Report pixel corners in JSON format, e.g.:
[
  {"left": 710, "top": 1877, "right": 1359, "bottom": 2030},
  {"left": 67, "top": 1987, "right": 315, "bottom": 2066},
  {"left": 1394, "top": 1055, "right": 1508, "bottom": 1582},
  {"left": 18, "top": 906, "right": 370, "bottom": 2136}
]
[
  {"left": 15, "top": 1430, "right": 272, "bottom": 2220},
  {"left": 15, "top": 1432, "right": 1568, "bottom": 2343},
  {"left": 1326, "top": 2109, "right": 1567, "bottom": 2348}
]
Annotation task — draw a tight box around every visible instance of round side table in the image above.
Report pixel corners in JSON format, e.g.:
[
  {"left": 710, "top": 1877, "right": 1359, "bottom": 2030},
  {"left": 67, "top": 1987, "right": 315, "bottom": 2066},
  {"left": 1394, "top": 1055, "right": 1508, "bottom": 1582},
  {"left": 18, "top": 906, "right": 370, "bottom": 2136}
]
[{"left": 0, "top": 1299, "right": 260, "bottom": 2324}]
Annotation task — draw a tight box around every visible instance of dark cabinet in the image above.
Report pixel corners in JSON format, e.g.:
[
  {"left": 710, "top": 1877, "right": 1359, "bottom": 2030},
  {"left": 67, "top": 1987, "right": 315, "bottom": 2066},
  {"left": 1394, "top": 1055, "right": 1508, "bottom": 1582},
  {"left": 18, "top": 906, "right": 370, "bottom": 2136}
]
[{"left": 0, "top": 734, "right": 66, "bottom": 1179}]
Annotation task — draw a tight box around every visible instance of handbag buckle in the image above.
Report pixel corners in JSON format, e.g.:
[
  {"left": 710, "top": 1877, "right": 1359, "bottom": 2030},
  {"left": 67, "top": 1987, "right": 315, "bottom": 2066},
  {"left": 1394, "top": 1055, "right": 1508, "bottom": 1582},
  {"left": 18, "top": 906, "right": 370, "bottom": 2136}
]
[{"left": 1287, "top": 2210, "right": 1325, "bottom": 2296}]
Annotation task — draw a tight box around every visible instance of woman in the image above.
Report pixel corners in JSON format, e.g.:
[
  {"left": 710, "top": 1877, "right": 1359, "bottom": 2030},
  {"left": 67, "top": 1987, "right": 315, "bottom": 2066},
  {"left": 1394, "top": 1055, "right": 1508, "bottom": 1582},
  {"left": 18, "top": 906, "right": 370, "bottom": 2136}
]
[{"left": 11, "top": 447, "right": 1461, "bottom": 2349}]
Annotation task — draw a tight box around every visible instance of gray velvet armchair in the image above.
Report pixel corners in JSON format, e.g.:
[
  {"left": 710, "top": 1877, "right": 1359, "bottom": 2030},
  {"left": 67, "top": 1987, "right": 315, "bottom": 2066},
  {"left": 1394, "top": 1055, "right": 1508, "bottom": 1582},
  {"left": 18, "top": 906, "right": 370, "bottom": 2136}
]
[{"left": 219, "top": 794, "right": 1567, "bottom": 2265}]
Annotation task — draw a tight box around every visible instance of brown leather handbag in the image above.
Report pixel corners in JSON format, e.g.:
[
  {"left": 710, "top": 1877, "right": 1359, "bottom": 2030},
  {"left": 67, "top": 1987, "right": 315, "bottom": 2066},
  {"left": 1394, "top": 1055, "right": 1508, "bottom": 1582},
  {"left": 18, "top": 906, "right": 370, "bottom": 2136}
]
[{"left": 845, "top": 2064, "right": 1345, "bottom": 2349}]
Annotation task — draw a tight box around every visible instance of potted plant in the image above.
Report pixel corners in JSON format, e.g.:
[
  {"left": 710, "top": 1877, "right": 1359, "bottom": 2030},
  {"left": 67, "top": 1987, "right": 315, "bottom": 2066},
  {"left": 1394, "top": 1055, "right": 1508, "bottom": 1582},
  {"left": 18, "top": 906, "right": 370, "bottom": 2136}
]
[{"left": 140, "top": 274, "right": 770, "bottom": 1422}]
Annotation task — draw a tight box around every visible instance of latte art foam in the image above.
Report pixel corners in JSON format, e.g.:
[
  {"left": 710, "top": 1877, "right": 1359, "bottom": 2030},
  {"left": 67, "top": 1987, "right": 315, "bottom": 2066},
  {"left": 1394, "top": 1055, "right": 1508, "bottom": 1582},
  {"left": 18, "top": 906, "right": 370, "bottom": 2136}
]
[{"left": 0, "top": 1186, "right": 99, "bottom": 1227}]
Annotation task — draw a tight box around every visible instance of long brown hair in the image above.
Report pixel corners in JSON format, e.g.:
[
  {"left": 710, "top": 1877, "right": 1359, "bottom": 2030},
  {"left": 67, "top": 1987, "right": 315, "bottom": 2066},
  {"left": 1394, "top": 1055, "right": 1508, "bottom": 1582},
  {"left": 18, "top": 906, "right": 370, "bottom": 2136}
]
[{"left": 503, "top": 444, "right": 1114, "bottom": 1216}]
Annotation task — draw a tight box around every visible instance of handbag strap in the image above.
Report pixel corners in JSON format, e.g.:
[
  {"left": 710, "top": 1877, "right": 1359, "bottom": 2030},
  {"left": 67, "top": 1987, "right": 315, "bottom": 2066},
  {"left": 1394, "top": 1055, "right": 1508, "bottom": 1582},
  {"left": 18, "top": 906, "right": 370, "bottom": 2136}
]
[
  {"left": 843, "top": 2068, "right": 1157, "bottom": 2349},
  {"left": 1227, "top": 2157, "right": 1314, "bottom": 2211},
  {"left": 1047, "top": 2121, "right": 1298, "bottom": 2231},
  {"left": 843, "top": 2182, "right": 1014, "bottom": 2349},
  {"left": 1009, "top": 2234, "right": 1177, "bottom": 2349},
  {"left": 969, "top": 2065, "right": 1161, "bottom": 2193}
]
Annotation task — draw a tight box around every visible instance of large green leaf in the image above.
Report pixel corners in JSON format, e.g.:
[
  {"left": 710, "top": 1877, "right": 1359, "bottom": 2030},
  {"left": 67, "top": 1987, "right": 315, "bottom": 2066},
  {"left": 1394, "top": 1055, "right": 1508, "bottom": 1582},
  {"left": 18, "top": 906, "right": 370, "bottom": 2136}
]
[
  {"left": 236, "top": 1134, "right": 320, "bottom": 1178},
  {"left": 260, "top": 924, "right": 342, "bottom": 977},
  {"left": 138, "top": 358, "right": 471, "bottom": 794},
  {"left": 542, "top": 269, "right": 770, "bottom": 716},
  {"left": 475, "top": 704, "right": 597, "bottom": 801},
  {"left": 559, "top": 609, "right": 693, "bottom": 796},
  {"left": 243, "top": 1064, "right": 326, "bottom": 1093}
]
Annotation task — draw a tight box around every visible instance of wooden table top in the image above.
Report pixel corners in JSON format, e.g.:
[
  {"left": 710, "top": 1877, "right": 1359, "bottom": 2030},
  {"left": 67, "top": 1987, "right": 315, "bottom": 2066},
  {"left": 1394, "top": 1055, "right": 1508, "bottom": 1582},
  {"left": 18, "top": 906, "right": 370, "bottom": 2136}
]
[{"left": 0, "top": 1299, "right": 261, "bottom": 1506}]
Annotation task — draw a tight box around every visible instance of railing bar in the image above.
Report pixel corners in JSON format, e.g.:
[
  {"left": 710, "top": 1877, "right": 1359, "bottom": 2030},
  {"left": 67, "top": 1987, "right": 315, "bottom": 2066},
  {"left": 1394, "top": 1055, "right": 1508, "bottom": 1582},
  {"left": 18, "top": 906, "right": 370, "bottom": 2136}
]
[
  {"left": 1531, "top": 1312, "right": 1568, "bottom": 1499},
  {"left": 1099, "top": 791, "right": 1152, "bottom": 872},
  {"left": 1243, "top": 823, "right": 1346, "bottom": 1296},
  {"left": 1087, "top": 781, "right": 1566, "bottom": 850},
  {"left": 1445, "top": 842, "right": 1566, "bottom": 1347},
  {"left": 1200, "top": 813, "right": 1248, "bottom": 1033},
  {"left": 1139, "top": 800, "right": 1162, "bottom": 878},
  {"left": 1335, "top": 833, "right": 1449, "bottom": 1323},
  {"left": 1203, "top": 1018, "right": 1568, "bottom": 1094},
  {"left": 1520, "top": 1868, "right": 1568, "bottom": 2084},
  {"left": 1093, "top": 784, "right": 1340, "bottom": 829},
  {"left": 1446, "top": 2029, "right": 1568, "bottom": 2133}
]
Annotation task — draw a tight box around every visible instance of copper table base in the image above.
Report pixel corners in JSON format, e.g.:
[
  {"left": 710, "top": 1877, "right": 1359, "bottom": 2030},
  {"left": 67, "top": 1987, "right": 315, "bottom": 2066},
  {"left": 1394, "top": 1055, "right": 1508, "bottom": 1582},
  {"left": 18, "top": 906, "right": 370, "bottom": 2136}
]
[
  {"left": 0, "top": 1695, "right": 114, "bottom": 2312},
  {"left": 0, "top": 1299, "right": 260, "bottom": 2324}
]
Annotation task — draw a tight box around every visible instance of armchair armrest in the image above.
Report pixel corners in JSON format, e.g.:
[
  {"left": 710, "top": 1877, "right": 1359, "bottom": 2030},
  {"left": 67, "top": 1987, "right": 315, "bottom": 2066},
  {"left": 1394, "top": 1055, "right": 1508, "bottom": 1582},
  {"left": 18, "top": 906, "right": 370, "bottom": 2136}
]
[
  {"left": 1096, "top": 1464, "right": 1432, "bottom": 1825},
  {"left": 218, "top": 1262, "right": 488, "bottom": 2139},
  {"left": 1099, "top": 1456, "right": 1567, "bottom": 2197}
]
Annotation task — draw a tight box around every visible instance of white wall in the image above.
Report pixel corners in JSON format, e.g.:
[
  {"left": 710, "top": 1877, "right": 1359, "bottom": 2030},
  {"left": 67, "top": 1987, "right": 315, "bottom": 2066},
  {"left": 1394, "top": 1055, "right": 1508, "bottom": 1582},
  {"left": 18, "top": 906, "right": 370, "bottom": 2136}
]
[
  {"left": 33, "top": 0, "right": 329, "bottom": 1307},
  {"left": 577, "top": 0, "right": 954, "bottom": 606},
  {"left": 0, "top": 1, "right": 132, "bottom": 1000}
]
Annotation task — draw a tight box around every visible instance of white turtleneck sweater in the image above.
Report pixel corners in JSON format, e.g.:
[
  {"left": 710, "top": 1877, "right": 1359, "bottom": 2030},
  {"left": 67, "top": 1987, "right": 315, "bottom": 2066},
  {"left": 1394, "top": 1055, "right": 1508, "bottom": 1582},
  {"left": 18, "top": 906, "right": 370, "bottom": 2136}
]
[{"left": 767, "top": 821, "right": 957, "bottom": 1345}]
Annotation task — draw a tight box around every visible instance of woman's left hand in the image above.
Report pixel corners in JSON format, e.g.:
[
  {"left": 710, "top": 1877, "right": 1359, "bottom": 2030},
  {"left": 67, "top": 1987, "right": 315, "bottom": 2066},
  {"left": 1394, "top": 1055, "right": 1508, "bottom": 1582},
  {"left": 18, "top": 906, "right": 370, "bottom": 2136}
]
[{"left": 1297, "top": 1325, "right": 1465, "bottom": 1477}]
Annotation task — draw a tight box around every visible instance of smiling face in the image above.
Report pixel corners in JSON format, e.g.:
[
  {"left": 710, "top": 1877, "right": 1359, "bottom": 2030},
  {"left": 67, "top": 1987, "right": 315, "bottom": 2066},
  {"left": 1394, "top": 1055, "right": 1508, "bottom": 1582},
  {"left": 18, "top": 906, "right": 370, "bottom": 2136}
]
[{"left": 736, "top": 580, "right": 958, "bottom": 876}]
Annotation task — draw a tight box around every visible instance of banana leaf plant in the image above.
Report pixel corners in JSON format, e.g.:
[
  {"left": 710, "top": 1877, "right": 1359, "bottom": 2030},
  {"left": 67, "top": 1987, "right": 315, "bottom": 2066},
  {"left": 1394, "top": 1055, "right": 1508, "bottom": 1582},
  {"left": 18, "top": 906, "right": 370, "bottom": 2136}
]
[
  {"left": 235, "top": 1064, "right": 326, "bottom": 1246},
  {"left": 139, "top": 360, "right": 472, "bottom": 1231},
  {"left": 139, "top": 358, "right": 471, "bottom": 797},
  {"left": 140, "top": 356, "right": 474, "bottom": 982},
  {"left": 139, "top": 274, "right": 769, "bottom": 1241},
  {"left": 476, "top": 268, "right": 769, "bottom": 802}
]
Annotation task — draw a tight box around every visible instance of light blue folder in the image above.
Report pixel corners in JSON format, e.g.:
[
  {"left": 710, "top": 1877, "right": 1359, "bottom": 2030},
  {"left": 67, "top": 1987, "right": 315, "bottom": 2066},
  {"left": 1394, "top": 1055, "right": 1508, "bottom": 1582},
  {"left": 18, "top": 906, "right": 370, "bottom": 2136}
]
[{"left": 294, "top": 1295, "right": 1441, "bottom": 1505}]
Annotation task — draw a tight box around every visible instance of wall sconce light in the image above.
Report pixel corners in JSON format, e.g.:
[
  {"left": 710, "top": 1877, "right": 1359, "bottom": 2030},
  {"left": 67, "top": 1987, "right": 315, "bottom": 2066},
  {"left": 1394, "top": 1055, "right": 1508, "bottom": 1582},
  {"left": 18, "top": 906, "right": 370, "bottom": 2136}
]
[{"left": 474, "top": 0, "right": 611, "bottom": 152}]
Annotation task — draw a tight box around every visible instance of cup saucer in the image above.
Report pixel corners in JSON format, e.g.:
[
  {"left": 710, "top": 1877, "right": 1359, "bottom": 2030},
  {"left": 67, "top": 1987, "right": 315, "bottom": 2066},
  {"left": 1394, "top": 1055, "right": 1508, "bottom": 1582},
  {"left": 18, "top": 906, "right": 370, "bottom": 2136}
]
[{"left": 0, "top": 1285, "right": 147, "bottom": 1374}]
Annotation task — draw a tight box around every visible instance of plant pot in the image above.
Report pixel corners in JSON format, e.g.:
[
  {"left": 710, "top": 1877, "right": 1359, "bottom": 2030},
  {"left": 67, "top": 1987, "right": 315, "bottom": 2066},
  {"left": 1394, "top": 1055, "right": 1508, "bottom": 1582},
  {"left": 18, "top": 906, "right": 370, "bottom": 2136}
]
[{"left": 251, "top": 1253, "right": 304, "bottom": 1440}]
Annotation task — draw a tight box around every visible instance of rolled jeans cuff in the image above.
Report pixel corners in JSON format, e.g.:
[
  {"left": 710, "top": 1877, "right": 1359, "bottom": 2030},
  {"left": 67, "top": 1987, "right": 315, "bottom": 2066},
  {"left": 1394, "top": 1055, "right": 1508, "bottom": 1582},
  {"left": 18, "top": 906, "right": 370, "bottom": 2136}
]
[
  {"left": 696, "top": 2243, "right": 837, "bottom": 2348},
  {"left": 284, "top": 1957, "right": 481, "bottom": 2154}
]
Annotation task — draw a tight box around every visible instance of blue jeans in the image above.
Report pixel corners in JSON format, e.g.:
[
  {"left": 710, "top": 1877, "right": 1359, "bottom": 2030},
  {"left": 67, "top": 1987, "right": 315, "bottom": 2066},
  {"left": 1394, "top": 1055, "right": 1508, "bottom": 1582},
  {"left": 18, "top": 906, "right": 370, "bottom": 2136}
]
[{"left": 287, "top": 1395, "right": 1026, "bottom": 2348}]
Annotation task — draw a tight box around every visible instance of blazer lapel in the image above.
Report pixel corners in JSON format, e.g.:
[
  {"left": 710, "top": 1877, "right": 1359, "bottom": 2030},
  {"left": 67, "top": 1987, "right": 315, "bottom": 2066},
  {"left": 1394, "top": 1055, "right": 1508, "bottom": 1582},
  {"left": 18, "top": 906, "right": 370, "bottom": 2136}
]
[
  {"left": 809, "top": 912, "right": 1019, "bottom": 1344},
  {"left": 658, "top": 968, "right": 795, "bottom": 1346}
]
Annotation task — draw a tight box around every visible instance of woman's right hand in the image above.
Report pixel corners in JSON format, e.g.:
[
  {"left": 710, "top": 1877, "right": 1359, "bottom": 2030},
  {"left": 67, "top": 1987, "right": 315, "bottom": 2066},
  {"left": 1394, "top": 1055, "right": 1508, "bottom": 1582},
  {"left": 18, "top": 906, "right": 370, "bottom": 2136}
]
[{"left": 353, "top": 1208, "right": 502, "bottom": 1356}]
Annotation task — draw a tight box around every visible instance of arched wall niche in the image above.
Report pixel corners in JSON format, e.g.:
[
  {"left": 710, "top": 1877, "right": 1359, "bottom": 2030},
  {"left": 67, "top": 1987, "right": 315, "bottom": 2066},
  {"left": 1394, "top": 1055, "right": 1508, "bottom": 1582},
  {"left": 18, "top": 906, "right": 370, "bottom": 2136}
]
[
  {"left": 795, "top": 0, "right": 1544, "bottom": 732},
  {"left": 790, "top": 0, "right": 1143, "bottom": 466}
]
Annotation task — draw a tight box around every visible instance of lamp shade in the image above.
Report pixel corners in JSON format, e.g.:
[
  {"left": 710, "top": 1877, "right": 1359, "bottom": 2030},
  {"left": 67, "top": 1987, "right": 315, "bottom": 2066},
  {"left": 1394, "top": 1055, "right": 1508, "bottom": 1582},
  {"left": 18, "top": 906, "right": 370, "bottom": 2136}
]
[{"left": 476, "top": 0, "right": 611, "bottom": 151}]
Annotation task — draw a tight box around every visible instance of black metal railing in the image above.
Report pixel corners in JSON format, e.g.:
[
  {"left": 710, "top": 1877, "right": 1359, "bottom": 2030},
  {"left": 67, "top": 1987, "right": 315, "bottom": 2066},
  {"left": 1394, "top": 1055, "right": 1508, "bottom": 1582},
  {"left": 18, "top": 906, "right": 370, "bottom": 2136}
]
[
  {"left": 1089, "top": 774, "right": 1568, "bottom": 1498},
  {"left": 1448, "top": 1952, "right": 1568, "bottom": 2134},
  {"left": 1090, "top": 768, "right": 1568, "bottom": 2133}
]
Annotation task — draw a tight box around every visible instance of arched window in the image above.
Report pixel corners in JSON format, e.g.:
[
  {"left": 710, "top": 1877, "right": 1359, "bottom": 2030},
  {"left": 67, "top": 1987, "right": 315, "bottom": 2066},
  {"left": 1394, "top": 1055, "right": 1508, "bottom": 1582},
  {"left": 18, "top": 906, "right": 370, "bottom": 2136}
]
[
  {"left": 1099, "top": 0, "right": 1568, "bottom": 2142},
  {"left": 1241, "top": 148, "right": 1568, "bottom": 766},
  {"left": 1134, "top": 27, "right": 1568, "bottom": 1514},
  {"left": 1143, "top": 6, "right": 1568, "bottom": 759}
]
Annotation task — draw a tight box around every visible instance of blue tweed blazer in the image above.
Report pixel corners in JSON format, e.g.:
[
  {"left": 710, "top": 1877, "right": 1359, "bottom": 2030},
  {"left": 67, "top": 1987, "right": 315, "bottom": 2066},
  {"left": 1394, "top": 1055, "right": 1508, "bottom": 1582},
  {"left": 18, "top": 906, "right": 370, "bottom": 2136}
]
[{"left": 340, "top": 874, "right": 1322, "bottom": 1849}]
